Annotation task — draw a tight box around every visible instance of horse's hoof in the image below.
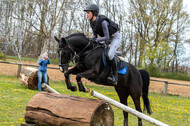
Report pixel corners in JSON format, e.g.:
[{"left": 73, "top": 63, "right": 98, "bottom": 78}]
[
  {"left": 68, "top": 86, "right": 77, "bottom": 91},
  {"left": 84, "top": 87, "right": 90, "bottom": 93},
  {"left": 79, "top": 87, "right": 90, "bottom": 93}
]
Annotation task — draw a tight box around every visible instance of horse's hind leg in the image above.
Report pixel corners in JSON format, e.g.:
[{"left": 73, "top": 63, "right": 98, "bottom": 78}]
[
  {"left": 115, "top": 86, "right": 129, "bottom": 126},
  {"left": 131, "top": 90, "right": 143, "bottom": 126}
]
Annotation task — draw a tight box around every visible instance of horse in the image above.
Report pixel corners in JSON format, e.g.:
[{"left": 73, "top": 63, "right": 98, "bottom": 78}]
[{"left": 54, "top": 33, "right": 152, "bottom": 126}]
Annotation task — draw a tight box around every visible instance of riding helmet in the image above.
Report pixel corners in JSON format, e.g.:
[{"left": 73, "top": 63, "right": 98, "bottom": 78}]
[{"left": 84, "top": 4, "right": 99, "bottom": 14}]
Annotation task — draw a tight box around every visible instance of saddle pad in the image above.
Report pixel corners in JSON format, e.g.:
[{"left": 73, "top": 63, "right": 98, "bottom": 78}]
[
  {"left": 102, "top": 48, "right": 127, "bottom": 75},
  {"left": 117, "top": 61, "right": 127, "bottom": 74}
]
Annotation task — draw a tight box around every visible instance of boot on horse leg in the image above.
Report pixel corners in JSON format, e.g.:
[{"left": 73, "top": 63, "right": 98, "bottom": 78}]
[{"left": 64, "top": 72, "right": 77, "bottom": 91}]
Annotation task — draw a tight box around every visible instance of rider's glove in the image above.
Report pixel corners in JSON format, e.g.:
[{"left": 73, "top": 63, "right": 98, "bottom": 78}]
[
  {"left": 89, "top": 38, "right": 97, "bottom": 43},
  {"left": 105, "top": 40, "right": 111, "bottom": 45}
]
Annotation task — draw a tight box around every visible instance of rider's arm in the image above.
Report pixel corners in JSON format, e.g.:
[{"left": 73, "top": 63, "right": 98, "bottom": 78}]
[
  {"left": 96, "top": 20, "right": 110, "bottom": 42},
  {"left": 92, "top": 30, "right": 98, "bottom": 39},
  {"left": 89, "top": 30, "right": 97, "bottom": 41}
]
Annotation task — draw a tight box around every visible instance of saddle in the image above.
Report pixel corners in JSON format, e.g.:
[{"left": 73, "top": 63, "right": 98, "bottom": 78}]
[
  {"left": 85, "top": 46, "right": 127, "bottom": 85},
  {"left": 102, "top": 48, "right": 127, "bottom": 75}
]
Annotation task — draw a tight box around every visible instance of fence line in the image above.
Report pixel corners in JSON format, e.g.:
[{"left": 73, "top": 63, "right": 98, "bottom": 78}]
[
  {"left": 150, "top": 79, "right": 190, "bottom": 94},
  {"left": 0, "top": 61, "right": 189, "bottom": 94},
  {"left": 0, "top": 61, "right": 59, "bottom": 77},
  {"left": 0, "top": 61, "right": 59, "bottom": 70}
]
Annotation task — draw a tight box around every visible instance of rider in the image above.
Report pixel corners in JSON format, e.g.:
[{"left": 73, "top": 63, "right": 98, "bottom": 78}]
[{"left": 84, "top": 4, "right": 121, "bottom": 85}]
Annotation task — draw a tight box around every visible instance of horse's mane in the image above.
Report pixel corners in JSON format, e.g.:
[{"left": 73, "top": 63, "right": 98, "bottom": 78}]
[{"left": 65, "top": 33, "right": 88, "bottom": 40}]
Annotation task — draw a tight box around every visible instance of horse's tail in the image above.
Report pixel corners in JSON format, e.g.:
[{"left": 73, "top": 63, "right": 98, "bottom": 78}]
[{"left": 139, "top": 69, "right": 152, "bottom": 115}]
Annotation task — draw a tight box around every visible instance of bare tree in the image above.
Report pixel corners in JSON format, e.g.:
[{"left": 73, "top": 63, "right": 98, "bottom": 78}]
[{"left": 128, "top": 0, "right": 190, "bottom": 72}]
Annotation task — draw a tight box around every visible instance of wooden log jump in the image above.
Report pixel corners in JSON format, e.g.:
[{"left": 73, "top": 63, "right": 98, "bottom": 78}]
[
  {"left": 23, "top": 91, "right": 114, "bottom": 125},
  {"left": 91, "top": 90, "right": 169, "bottom": 126}
]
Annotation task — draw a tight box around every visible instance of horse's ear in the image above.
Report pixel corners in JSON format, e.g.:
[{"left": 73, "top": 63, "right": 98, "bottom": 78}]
[
  {"left": 54, "top": 36, "right": 60, "bottom": 43},
  {"left": 61, "top": 37, "right": 68, "bottom": 45}
]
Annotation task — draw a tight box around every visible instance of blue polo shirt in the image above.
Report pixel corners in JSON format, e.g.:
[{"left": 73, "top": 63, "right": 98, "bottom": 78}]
[{"left": 38, "top": 59, "right": 50, "bottom": 72}]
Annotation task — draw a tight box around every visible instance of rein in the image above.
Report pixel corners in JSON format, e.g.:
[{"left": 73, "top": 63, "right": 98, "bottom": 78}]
[
  {"left": 59, "top": 38, "right": 103, "bottom": 66},
  {"left": 58, "top": 40, "right": 92, "bottom": 66},
  {"left": 75, "top": 42, "right": 103, "bottom": 64},
  {"left": 76, "top": 41, "right": 91, "bottom": 57}
]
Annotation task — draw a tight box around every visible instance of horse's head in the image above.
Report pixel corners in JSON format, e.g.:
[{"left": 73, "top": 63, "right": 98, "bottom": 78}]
[
  {"left": 55, "top": 33, "right": 91, "bottom": 72},
  {"left": 54, "top": 36, "right": 74, "bottom": 73}
]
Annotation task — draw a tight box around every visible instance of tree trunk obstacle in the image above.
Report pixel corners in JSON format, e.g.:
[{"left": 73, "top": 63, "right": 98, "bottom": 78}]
[
  {"left": 19, "top": 67, "right": 49, "bottom": 89},
  {"left": 24, "top": 92, "right": 114, "bottom": 126}
]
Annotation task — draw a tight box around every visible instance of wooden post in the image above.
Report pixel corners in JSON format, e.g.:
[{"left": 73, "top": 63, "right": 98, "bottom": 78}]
[
  {"left": 17, "top": 64, "right": 22, "bottom": 77},
  {"left": 164, "top": 81, "right": 168, "bottom": 94}
]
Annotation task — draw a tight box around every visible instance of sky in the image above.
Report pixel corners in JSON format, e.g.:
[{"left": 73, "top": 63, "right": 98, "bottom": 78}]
[
  {"left": 183, "top": 0, "right": 190, "bottom": 13},
  {"left": 183, "top": 0, "right": 190, "bottom": 67}
]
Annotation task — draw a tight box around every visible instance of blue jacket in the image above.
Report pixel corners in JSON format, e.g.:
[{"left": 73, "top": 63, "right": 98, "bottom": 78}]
[{"left": 38, "top": 59, "right": 50, "bottom": 72}]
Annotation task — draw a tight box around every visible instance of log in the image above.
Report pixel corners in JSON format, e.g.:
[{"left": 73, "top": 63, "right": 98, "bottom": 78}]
[
  {"left": 19, "top": 67, "right": 49, "bottom": 89},
  {"left": 20, "top": 123, "right": 36, "bottom": 126},
  {"left": 25, "top": 92, "right": 114, "bottom": 126}
]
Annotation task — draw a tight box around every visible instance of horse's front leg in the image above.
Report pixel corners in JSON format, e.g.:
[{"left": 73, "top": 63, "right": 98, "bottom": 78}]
[
  {"left": 64, "top": 66, "right": 79, "bottom": 91},
  {"left": 76, "top": 69, "right": 96, "bottom": 92}
]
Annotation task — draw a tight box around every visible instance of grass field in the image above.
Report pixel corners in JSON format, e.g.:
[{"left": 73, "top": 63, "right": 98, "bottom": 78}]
[{"left": 0, "top": 74, "right": 189, "bottom": 126}]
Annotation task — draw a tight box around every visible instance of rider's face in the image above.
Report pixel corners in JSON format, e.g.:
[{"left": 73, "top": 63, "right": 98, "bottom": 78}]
[{"left": 86, "top": 11, "right": 93, "bottom": 20}]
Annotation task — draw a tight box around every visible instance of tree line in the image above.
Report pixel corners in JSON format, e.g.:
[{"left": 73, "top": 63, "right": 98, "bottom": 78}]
[{"left": 0, "top": 0, "right": 190, "bottom": 73}]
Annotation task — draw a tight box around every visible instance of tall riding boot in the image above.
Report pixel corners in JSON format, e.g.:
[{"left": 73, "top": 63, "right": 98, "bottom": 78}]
[{"left": 108, "top": 58, "right": 118, "bottom": 85}]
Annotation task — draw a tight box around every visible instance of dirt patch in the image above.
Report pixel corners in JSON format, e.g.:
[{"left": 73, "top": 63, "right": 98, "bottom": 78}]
[
  {"left": 0, "top": 60, "right": 190, "bottom": 97},
  {"left": 149, "top": 77, "right": 190, "bottom": 97}
]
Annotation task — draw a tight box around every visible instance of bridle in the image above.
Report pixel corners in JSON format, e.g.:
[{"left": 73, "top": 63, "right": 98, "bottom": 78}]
[
  {"left": 58, "top": 46, "right": 75, "bottom": 68},
  {"left": 58, "top": 39, "right": 95, "bottom": 71}
]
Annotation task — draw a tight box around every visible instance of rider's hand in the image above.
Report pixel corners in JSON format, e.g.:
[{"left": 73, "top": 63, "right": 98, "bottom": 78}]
[{"left": 89, "top": 38, "right": 97, "bottom": 43}]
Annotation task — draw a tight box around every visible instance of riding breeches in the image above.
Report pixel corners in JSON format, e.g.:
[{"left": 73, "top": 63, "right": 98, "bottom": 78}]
[{"left": 108, "top": 32, "right": 121, "bottom": 60}]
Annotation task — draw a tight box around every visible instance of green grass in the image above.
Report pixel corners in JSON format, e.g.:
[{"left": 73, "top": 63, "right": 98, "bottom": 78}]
[
  {"left": 152, "top": 72, "right": 190, "bottom": 81},
  {"left": 0, "top": 74, "right": 189, "bottom": 126},
  {"left": 0, "top": 75, "right": 38, "bottom": 125},
  {"left": 5, "top": 55, "right": 37, "bottom": 63}
]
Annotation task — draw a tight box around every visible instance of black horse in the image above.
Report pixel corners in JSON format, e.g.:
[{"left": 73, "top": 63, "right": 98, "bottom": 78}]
[{"left": 54, "top": 33, "right": 152, "bottom": 126}]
